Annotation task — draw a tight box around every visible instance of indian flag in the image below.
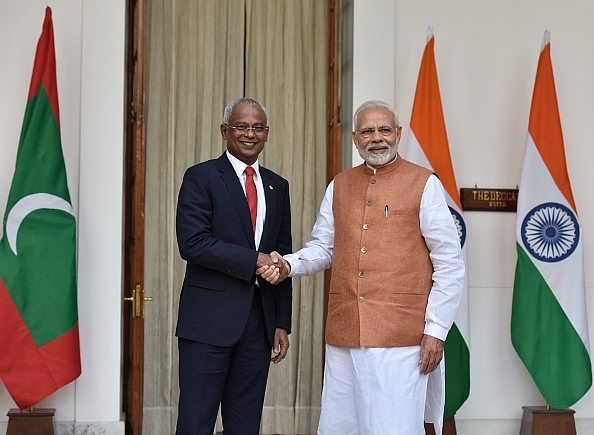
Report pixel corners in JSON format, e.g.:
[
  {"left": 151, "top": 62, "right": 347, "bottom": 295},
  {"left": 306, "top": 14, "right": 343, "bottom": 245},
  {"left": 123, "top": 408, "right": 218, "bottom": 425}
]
[
  {"left": 511, "top": 31, "right": 591, "bottom": 409},
  {"left": 406, "top": 27, "right": 470, "bottom": 419},
  {"left": 0, "top": 7, "right": 81, "bottom": 410}
]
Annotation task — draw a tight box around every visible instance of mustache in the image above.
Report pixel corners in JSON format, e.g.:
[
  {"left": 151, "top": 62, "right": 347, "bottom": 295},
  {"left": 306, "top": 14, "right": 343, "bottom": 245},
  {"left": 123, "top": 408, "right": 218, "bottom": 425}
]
[{"left": 365, "top": 141, "right": 391, "bottom": 151}]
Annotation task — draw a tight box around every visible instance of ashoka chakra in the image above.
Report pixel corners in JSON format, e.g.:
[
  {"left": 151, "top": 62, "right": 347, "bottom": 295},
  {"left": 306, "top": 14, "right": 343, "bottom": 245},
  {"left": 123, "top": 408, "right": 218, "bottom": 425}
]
[{"left": 521, "top": 202, "right": 579, "bottom": 263}]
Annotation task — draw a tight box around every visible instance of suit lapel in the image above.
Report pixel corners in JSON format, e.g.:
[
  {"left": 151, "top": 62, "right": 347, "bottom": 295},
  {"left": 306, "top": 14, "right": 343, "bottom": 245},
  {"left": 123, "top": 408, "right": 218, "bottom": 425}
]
[
  {"left": 259, "top": 168, "right": 277, "bottom": 252},
  {"left": 217, "top": 155, "right": 255, "bottom": 249}
]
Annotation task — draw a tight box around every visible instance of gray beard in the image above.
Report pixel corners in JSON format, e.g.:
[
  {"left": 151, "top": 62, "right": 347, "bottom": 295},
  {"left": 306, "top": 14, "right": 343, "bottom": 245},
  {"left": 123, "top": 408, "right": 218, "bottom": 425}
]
[{"left": 357, "top": 141, "right": 398, "bottom": 167}]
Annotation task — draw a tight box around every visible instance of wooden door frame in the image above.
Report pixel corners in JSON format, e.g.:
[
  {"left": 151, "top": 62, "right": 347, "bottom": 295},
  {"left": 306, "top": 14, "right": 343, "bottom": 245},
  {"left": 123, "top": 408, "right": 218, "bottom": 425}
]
[
  {"left": 326, "top": 0, "right": 343, "bottom": 319},
  {"left": 123, "top": 0, "right": 147, "bottom": 433},
  {"left": 327, "top": 0, "right": 343, "bottom": 183},
  {"left": 121, "top": 1, "right": 342, "bottom": 432}
]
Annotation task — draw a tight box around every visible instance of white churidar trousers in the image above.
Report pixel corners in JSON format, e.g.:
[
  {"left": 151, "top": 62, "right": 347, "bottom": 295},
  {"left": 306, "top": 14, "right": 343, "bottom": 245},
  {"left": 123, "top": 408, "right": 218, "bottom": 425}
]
[{"left": 317, "top": 344, "right": 445, "bottom": 435}]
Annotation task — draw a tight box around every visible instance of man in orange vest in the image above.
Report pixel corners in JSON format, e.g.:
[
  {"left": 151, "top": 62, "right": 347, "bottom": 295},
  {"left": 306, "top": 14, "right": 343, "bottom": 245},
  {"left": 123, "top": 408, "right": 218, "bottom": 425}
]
[{"left": 259, "top": 100, "right": 464, "bottom": 435}]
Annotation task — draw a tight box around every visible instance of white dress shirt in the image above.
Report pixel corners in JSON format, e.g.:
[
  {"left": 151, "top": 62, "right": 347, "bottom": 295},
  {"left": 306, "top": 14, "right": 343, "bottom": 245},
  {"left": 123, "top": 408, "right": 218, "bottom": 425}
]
[{"left": 226, "top": 151, "right": 266, "bottom": 249}]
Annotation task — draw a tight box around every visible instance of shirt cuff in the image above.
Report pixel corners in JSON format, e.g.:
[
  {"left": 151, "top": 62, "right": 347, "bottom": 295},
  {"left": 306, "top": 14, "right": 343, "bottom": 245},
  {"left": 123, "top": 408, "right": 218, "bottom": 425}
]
[
  {"left": 424, "top": 322, "right": 449, "bottom": 342},
  {"left": 284, "top": 254, "right": 297, "bottom": 277}
]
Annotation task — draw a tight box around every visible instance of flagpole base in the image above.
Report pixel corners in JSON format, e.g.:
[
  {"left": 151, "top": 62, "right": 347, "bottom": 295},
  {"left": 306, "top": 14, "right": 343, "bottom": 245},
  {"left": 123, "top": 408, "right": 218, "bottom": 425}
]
[
  {"left": 424, "top": 414, "right": 457, "bottom": 435},
  {"left": 519, "top": 406, "right": 576, "bottom": 435},
  {"left": 6, "top": 408, "right": 56, "bottom": 435}
]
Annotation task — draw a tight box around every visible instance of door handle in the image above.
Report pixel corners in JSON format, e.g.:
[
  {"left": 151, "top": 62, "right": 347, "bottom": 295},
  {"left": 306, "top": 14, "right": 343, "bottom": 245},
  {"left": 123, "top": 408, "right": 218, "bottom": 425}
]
[{"left": 123, "top": 284, "right": 153, "bottom": 318}]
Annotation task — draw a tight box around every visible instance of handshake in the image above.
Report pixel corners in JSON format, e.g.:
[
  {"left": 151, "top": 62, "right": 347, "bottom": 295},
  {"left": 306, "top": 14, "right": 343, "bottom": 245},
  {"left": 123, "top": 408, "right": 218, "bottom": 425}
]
[{"left": 256, "top": 251, "right": 291, "bottom": 285}]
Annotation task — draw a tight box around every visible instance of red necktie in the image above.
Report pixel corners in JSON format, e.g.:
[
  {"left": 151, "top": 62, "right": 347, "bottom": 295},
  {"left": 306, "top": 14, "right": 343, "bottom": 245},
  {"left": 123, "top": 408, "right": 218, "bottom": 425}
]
[{"left": 244, "top": 166, "right": 257, "bottom": 233}]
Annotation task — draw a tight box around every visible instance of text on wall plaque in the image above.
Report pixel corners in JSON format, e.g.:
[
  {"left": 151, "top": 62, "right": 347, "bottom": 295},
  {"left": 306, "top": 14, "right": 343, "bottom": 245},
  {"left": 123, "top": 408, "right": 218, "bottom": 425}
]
[{"left": 460, "top": 188, "right": 518, "bottom": 212}]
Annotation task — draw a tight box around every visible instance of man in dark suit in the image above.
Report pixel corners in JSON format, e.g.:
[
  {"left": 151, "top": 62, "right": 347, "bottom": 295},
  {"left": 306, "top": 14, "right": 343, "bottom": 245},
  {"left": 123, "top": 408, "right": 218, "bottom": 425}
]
[{"left": 175, "top": 98, "right": 292, "bottom": 435}]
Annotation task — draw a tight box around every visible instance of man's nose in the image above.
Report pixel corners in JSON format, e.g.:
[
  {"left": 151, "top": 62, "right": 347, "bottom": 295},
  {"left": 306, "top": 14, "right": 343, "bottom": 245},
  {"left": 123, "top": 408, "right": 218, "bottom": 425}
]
[{"left": 370, "top": 128, "right": 383, "bottom": 140}]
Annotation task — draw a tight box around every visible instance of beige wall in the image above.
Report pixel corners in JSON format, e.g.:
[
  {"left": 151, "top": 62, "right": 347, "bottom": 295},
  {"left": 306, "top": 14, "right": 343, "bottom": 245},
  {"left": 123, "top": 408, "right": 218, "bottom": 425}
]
[
  {"left": 0, "top": 0, "right": 125, "bottom": 433},
  {"left": 352, "top": 1, "right": 594, "bottom": 433}
]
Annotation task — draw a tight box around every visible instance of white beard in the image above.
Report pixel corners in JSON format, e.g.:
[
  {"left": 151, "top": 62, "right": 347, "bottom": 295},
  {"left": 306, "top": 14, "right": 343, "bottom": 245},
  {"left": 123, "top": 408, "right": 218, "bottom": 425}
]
[{"left": 357, "top": 141, "right": 398, "bottom": 167}]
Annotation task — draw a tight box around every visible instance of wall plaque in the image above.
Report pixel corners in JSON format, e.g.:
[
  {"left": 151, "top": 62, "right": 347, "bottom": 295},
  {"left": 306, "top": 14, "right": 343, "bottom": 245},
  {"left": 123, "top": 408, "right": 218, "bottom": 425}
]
[{"left": 460, "top": 188, "right": 518, "bottom": 212}]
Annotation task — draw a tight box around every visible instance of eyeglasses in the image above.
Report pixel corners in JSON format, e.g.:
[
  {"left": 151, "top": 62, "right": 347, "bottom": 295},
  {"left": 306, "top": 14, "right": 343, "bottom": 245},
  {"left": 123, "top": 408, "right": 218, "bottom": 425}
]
[
  {"left": 226, "top": 124, "right": 269, "bottom": 135},
  {"left": 355, "top": 126, "right": 396, "bottom": 139}
]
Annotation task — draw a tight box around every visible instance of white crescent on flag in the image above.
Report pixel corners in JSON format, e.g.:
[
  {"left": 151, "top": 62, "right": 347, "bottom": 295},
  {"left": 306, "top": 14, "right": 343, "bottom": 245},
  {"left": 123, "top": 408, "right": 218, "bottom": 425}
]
[{"left": 5, "top": 192, "right": 74, "bottom": 255}]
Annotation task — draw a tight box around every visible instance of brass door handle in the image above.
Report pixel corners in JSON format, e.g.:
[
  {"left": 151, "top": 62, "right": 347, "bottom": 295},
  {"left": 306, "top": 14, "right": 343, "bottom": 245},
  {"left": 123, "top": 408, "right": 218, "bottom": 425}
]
[{"left": 123, "top": 285, "right": 153, "bottom": 318}]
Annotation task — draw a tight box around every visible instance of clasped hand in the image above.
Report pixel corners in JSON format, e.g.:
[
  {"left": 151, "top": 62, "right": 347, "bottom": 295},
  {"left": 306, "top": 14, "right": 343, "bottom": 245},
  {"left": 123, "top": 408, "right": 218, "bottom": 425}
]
[{"left": 256, "top": 251, "right": 290, "bottom": 284}]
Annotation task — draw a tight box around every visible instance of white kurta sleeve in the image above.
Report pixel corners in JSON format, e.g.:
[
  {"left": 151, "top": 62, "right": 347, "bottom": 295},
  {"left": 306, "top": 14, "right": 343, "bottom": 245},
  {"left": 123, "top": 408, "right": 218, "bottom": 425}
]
[
  {"left": 420, "top": 175, "right": 465, "bottom": 341},
  {"left": 285, "top": 181, "right": 335, "bottom": 276}
]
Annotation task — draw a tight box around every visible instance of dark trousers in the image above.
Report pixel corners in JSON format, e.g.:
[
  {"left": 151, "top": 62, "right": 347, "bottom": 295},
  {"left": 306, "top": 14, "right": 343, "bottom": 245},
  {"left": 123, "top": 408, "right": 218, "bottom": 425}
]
[{"left": 176, "top": 289, "right": 271, "bottom": 435}]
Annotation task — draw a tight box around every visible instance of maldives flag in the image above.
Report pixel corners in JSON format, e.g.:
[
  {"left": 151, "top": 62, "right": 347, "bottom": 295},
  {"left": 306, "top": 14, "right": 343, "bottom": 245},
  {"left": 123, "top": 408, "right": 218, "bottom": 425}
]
[
  {"left": 511, "top": 31, "right": 591, "bottom": 409},
  {"left": 0, "top": 7, "right": 81, "bottom": 410},
  {"left": 406, "top": 28, "right": 470, "bottom": 420}
]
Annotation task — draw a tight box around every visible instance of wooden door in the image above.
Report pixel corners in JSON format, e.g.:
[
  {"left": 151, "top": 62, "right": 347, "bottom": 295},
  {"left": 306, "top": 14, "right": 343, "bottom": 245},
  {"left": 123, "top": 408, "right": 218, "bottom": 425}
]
[{"left": 123, "top": 0, "right": 148, "bottom": 433}]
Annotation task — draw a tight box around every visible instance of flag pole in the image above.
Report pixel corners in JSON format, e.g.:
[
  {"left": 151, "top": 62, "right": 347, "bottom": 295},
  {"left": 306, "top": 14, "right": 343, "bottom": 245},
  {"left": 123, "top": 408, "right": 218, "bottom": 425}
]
[
  {"left": 1, "top": 7, "right": 81, "bottom": 430},
  {"left": 408, "top": 26, "right": 469, "bottom": 435},
  {"left": 514, "top": 28, "right": 586, "bottom": 434}
]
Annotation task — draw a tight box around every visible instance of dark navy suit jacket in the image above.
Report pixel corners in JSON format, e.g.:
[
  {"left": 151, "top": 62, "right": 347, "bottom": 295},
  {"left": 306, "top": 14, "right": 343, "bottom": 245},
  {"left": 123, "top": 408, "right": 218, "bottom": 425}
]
[{"left": 175, "top": 153, "right": 292, "bottom": 346}]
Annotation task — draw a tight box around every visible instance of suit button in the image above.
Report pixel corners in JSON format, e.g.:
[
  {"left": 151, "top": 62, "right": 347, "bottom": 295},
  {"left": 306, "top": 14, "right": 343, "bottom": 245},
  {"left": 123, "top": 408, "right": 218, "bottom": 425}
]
[{"left": 249, "top": 285, "right": 255, "bottom": 293}]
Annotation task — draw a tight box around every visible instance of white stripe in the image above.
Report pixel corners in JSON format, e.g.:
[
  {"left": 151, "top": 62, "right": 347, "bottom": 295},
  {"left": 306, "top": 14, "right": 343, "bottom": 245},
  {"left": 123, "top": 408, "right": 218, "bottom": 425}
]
[
  {"left": 405, "top": 131, "right": 432, "bottom": 170},
  {"left": 517, "top": 136, "right": 569, "bottom": 215},
  {"left": 517, "top": 135, "right": 589, "bottom": 352}
]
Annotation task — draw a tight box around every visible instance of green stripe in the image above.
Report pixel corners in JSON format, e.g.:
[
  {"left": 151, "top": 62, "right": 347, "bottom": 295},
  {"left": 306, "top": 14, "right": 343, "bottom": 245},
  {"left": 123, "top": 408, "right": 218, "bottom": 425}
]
[
  {"left": 444, "top": 323, "right": 470, "bottom": 418},
  {"left": 512, "top": 244, "right": 592, "bottom": 409},
  {"left": 0, "top": 84, "right": 77, "bottom": 347},
  {"left": 8, "top": 86, "right": 71, "bottom": 209}
]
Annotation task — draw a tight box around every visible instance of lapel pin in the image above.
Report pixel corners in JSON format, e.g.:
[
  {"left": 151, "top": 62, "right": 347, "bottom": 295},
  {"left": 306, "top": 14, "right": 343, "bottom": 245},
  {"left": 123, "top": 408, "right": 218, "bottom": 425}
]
[{"left": 268, "top": 185, "right": 274, "bottom": 190}]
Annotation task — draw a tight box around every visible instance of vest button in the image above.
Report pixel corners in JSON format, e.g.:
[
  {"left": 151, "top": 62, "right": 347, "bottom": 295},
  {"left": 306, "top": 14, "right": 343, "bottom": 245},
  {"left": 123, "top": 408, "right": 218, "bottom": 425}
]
[
  {"left": 358, "top": 271, "right": 365, "bottom": 278},
  {"left": 361, "top": 247, "right": 367, "bottom": 253},
  {"left": 363, "top": 224, "right": 369, "bottom": 230},
  {"left": 358, "top": 296, "right": 365, "bottom": 303},
  {"left": 366, "top": 200, "right": 372, "bottom": 206},
  {"left": 370, "top": 178, "right": 376, "bottom": 184}
]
